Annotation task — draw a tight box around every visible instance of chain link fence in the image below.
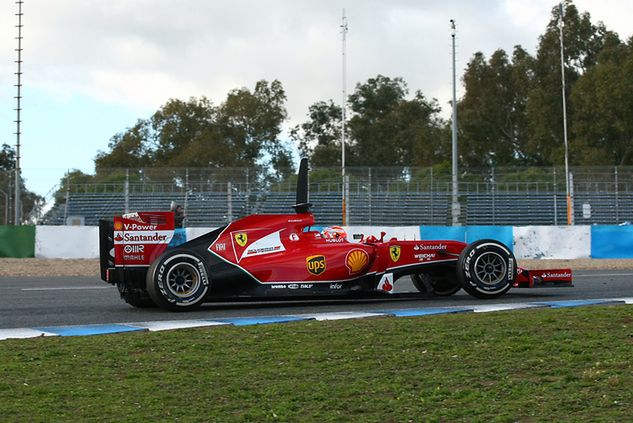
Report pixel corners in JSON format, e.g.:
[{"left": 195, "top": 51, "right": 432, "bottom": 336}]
[{"left": 40, "top": 165, "right": 633, "bottom": 227}]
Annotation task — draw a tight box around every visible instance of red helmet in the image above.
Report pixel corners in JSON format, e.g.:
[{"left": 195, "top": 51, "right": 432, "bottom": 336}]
[{"left": 321, "top": 226, "right": 347, "bottom": 240}]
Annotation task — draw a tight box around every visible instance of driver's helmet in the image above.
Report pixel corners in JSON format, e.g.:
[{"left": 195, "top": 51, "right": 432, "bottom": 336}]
[{"left": 321, "top": 226, "right": 347, "bottom": 240}]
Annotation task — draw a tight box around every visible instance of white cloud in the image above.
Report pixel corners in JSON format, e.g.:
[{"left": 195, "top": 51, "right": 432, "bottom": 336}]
[{"left": 0, "top": 0, "right": 632, "bottom": 195}]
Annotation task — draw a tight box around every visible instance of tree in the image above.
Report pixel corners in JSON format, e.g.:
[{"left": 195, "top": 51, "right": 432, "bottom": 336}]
[
  {"left": 0, "top": 143, "right": 44, "bottom": 224},
  {"left": 525, "top": 1, "right": 612, "bottom": 165},
  {"left": 290, "top": 100, "right": 342, "bottom": 167},
  {"left": 571, "top": 35, "right": 633, "bottom": 165},
  {"left": 348, "top": 75, "right": 448, "bottom": 167},
  {"left": 53, "top": 170, "right": 97, "bottom": 205},
  {"left": 94, "top": 80, "right": 293, "bottom": 178},
  {"left": 458, "top": 46, "right": 535, "bottom": 168},
  {"left": 292, "top": 75, "right": 448, "bottom": 168}
]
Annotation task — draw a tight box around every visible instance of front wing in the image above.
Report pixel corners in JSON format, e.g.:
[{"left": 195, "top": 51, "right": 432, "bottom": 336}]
[{"left": 514, "top": 268, "right": 573, "bottom": 288}]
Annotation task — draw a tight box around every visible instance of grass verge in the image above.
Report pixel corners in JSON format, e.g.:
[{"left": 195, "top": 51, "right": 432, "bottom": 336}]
[{"left": 1, "top": 305, "right": 632, "bottom": 422}]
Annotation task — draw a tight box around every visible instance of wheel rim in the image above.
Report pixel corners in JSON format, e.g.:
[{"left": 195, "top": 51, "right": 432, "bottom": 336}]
[
  {"left": 473, "top": 251, "right": 506, "bottom": 285},
  {"left": 166, "top": 263, "right": 200, "bottom": 298}
]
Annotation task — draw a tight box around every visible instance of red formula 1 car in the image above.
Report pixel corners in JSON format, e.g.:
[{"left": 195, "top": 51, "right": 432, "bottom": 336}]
[{"left": 99, "top": 159, "right": 573, "bottom": 311}]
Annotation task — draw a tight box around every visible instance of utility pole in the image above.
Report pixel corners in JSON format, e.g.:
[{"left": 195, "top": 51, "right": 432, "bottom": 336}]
[
  {"left": 340, "top": 9, "right": 349, "bottom": 225},
  {"left": 14, "top": 0, "right": 24, "bottom": 225},
  {"left": 559, "top": 2, "right": 573, "bottom": 225},
  {"left": 450, "top": 19, "right": 460, "bottom": 226}
]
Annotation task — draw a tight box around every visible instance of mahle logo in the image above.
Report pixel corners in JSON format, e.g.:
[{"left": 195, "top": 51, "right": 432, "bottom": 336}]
[{"left": 306, "top": 255, "right": 326, "bottom": 275}]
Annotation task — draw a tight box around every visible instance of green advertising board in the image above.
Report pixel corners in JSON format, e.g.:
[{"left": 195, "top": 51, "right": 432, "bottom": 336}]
[{"left": 0, "top": 225, "right": 35, "bottom": 258}]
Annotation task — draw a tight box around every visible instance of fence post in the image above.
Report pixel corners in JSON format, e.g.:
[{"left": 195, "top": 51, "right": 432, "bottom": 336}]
[
  {"left": 124, "top": 169, "right": 129, "bottom": 214},
  {"left": 184, "top": 168, "right": 189, "bottom": 220},
  {"left": 430, "top": 167, "right": 434, "bottom": 225},
  {"left": 227, "top": 181, "right": 233, "bottom": 222},
  {"left": 615, "top": 166, "right": 619, "bottom": 224},
  {"left": 553, "top": 194, "right": 558, "bottom": 225},
  {"left": 569, "top": 172, "right": 575, "bottom": 225},
  {"left": 368, "top": 167, "right": 372, "bottom": 225},
  {"left": 245, "top": 168, "right": 250, "bottom": 214},
  {"left": 491, "top": 167, "right": 496, "bottom": 225},
  {"left": 63, "top": 172, "right": 70, "bottom": 225}
]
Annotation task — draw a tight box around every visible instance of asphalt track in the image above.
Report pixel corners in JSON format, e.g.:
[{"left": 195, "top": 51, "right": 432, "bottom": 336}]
[{"left": 1, "top": 269, "right": 632, "bottom": 330}]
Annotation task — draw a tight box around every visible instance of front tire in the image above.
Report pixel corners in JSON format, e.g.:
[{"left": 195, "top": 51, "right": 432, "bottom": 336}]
[
  {"left": 146, "top": 249, "right": 210, "bottom": 311},
  {"left": 457, "top": 239, "right": 516, "bottom": 299}
]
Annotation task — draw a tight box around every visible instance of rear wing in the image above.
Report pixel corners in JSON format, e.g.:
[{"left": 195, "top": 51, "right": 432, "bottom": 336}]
[{"left": 99, "top": 212, "right": 175, "bottom": 282}]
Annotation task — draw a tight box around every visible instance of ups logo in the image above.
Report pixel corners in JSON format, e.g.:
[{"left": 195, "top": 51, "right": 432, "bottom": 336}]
[{"left": 306, "top": 255, "right": 326, "bottom": 275}]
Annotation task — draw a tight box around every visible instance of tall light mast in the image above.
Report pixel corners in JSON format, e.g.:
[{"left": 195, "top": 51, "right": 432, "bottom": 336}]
[
  {"left": 450, "top": 19, "right": 460, "bottom": 226},
  {"left": 14, "top": 0, "right": 24, "bottom": 225},
  {"left": 559, "top": 2, "right": 573, "bottom": 225},
  {"left": 341, "top": 9, "right": 349, "bottom": 225}
]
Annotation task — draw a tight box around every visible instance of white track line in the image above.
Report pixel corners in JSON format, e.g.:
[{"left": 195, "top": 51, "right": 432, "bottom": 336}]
[
  {"left": 574, "top": 273, "right": 633, "bottom": 278},
  {"left": 0, "top": 328, "right": 57, "bottom": 341},
  {"left": 21, "top": 286, "right": 114, "bottom": 291},
  {"left": 129, "top": 320, "right": 229, "bottom": 331},
  {"left": 291, "top": 311, "right": 388, "bottom": 321},
  {"left": 610, "top": 297, "right": 633, "bottom": 304},
  {"left": 470, "top": 303, "right": 547, "bottom": 313}
]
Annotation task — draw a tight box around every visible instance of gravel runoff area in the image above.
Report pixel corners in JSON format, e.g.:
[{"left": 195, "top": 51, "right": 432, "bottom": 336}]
[{"left": 1, "top": 258, "right": 633, "bottom": 278}]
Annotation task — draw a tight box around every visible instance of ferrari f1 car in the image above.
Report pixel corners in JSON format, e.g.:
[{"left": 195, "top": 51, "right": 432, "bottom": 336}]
[{"left": 99, "top": 159, "right": 573, "bottom": 311}]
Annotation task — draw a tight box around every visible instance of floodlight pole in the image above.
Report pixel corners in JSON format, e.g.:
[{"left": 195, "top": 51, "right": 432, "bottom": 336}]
[
  {"left": 14, "top": 0, "right": 24, "bottom": 225},
  {"left": 341, "top": 9, "right": 349, "bottom": 226},
  {"left": 450, "top": 19, "right": 460, "bottom": 226},
  {"left": 559, "top": 2, "right": 573, "bottom": 225}
]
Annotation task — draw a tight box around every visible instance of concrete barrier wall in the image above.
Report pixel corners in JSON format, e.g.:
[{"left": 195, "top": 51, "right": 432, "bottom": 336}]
[
  {"left": 25, "top": 224, "right": 633, "bottom": 260},
  {"left": 513, "top": 226, "right": 591, "bottom": 259},
  {"left": 35, "top": 226, "right": 100, "bottom": 259}
]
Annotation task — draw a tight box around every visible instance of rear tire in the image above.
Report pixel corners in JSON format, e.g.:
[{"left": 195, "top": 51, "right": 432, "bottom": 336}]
[
  {"left": 457, "top": 239, "right": 516, "bottom": 299},
  {"left": 146, "top": 249, "right": 210, "bottom": 311}
]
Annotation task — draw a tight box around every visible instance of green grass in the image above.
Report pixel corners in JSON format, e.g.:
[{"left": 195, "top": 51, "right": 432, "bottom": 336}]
[{"left": 1, "top": 306, "right": 632, "bottom": 422}]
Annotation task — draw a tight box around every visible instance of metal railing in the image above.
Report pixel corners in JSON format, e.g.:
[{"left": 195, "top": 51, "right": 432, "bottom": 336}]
[{"left": 39, "top": 165, "right": 633, "bottom": 226}]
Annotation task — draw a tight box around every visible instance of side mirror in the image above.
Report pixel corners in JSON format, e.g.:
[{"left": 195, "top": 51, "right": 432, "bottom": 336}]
[{"left": 379, "top": 231, "right": 386, "bottom": 242}]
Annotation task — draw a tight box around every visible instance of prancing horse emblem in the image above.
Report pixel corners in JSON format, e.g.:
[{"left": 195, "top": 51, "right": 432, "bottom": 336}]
[
  {"left": 390, "top": 245, "right": 401, "bottom": 262},
  {"left": 234, "top": 232, "right": 248, "bottom": 247}
]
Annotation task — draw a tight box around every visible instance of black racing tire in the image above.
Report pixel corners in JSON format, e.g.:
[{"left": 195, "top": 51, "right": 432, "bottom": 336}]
[
  {"left": 117, "top": 283, "right": 156, "bottom": 308},
  {"left": 411, "top": 272, "right": 461, "bottom": 297},
  {"left": 457, "top": 239, "right": 516, "bottom": 299},
  {"left": 146, "top": 249, "right": 210, "bottom": 311}
]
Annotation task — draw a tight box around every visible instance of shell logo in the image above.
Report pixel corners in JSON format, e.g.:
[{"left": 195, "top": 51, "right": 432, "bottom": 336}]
[
  {"left": 114, "top": 221, "right": 123, "bottom": 231},
  {"left": 345, "top": 249, "right": 369, "bottom": 274}
]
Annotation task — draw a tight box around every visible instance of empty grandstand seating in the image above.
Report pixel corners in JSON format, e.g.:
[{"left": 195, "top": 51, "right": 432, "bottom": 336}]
[{"left": 40, "top": 186, "right": 633, "bottom": 227}]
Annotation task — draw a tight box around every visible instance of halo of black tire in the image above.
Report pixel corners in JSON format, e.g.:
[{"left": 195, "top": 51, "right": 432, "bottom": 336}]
[
  {"left": 117, "top": 283, "right": 156, "bottom": 308},
  {"left": 411, "top": 272, "right": 461, "bottom": 296},
  {"left": 146, "top": 249, "right": 210, "bottom": 311},
  {"left": 456, "top": 239, "right": 516, "bottom": 299}
]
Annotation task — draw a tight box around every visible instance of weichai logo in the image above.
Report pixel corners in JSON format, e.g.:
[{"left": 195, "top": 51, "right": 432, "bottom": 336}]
[{"left": 306, "top": 255, "right": 326, "bottom": 275}]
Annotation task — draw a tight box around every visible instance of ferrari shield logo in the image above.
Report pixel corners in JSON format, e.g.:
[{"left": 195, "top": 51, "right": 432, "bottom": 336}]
[
  {"left": 389, "top": 245, "right": 401, "bottom": 262},
  {"left": 306, "top": 255, "right": 326, "bottom": 275},
  {"left": 234, "top": 232, "right": 248, "bottom": 247}
]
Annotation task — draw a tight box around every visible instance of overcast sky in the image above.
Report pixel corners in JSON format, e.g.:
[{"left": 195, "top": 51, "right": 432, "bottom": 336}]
[{"left": 0, "top": 0, "right": 631, "bottom": 198}]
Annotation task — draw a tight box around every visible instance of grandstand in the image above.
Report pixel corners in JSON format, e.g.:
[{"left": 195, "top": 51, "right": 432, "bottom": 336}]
[{"left": 40, "top": 165, "right": 633, "bottom": 227}]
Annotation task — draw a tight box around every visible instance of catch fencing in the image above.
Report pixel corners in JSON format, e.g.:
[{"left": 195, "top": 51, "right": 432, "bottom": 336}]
[{"left": 39, "top": 165, "right": 633, "bottom": 227}]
